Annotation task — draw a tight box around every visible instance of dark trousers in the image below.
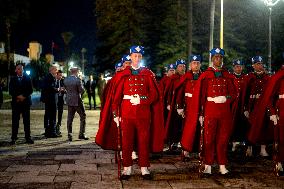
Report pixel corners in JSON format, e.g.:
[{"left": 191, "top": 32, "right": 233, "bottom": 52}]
[
  {"left": 11, "top": 104, "right": 31, "bottom": 140},
  {"left": 44, "top": 101, "right": 57, "bottom": 135},
  {"left": 87, "top": 92, "right": 96, "bottom": 109},
  {"left": 67, "top": 101, "right": 86, "bottom": 135},
  {"left": 57, "top": 95, "right": 64, "bottom": 125}
]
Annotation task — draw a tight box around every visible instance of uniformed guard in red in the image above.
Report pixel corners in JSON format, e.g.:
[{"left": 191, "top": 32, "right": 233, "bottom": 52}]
[
  {"left": 248, "top": 66, "right": 284, "bottom": 176},
  {"left": 181, "top": 48, "right": 237, "bottom": 176},
  {"left": 159, "top": 64, "right": 176, "bottom": 126},
  {"left": 244, "top": 56, "right": 271, "bottom": 157},
  {"left": 164, "top": 59, "right": 186, "bottom": 151},
  {"left": 230, "top": 59, "right": 249, "bottom": 152},
  {"left": 175, "top": 55, "right": 202, "bottom": 158},
  {"left": 111, "top": 45, "right": 164, "bottom": 180},
  {"left": 96, "top": 56, "right": 133, "bottom": 163}
]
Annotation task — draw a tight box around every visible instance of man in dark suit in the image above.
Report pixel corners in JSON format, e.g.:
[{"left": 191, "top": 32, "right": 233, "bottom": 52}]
[
  {"left": 85, "top": 75, "right": 97, "bottom": 110},
  {"left": 55, "top": 70, "right": 65, "bottom": 136},
  {"left": 9, "top": 64, "right": 33, "bottom": 144},
  {"left": 64, "top": 67, "right": 89, "bottom": 141},
  {"left": 41, "top": 65, "right": 59, "bottom": 138}
]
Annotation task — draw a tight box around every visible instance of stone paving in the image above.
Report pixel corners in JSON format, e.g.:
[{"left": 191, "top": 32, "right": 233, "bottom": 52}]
[{"left": 0, "top": 109, "right": 284, "bottom": 188}]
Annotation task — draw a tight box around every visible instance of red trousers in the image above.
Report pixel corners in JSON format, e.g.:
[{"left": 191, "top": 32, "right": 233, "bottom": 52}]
[
  {"left": 121, "top": 118, "right": 150, "bottom": 167},
  {"left": 277, "top": 114, "right": 284, "bottom": 162},
  {"left": 204, "top": 116, "right": 233, "bottom": 165}
]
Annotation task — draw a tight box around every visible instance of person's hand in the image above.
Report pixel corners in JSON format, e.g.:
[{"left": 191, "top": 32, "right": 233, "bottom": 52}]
[
  {"left": 130, "top": 94, "right": 140, "bottom": 105},
  {"left": 244, "top": 111, "right": 249, "bottom": 118},
  {"left": 199, "top": 116, "right": 204, "bottom": 126},
  {"left": 270, "top": 115, "right": 279, "bottom": 125},
  {"left": 177, "top": 109, "right": 185, "bottom": 118},
  {"left": 114, "top": 117, "right": 120, "bottom": 127},
  {"left": 167, "top": 105, "right": 171, "bottom": 111},
  {"left": 16, "top": 95, "right": 26, "bottom": 102}
]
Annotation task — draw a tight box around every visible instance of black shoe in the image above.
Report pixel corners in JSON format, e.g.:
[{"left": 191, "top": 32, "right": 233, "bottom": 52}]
[
  {"left": 277, "top": 170, "right": 284, "bottom": 177},
  {"left": 200, "top": 172, "right": 211, "bottom": 178},
  {"left": 68, "top": 134, "right": 73, "bottom": 142},
  {"left": 56, "top": 124, "right": 62, "bottom": 135},
  {"left": 48, "top": 133, "right": 60, "bottom": 138},
  {"left": 120, "top": 174, "right": 131, "bottom": 180},
  {"left": 25, "top": 138, "right": 34, "bottom": 144},
  {"left": 142, "top": 174, "right": 152, "bottom": 180},
  {"left": 79, "top": 135, "right": 89, "bottom": 140},
  {"left": 219, "top": 171, "right": 234, "bottom": 178},
  {"left": 10, "top": 140, "right": 16, "bottom": 145}
]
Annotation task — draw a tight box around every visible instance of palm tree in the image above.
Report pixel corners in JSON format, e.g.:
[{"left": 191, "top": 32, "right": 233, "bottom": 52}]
[{"left": 61, "top": 32, "right": 74, "bottom": 74}]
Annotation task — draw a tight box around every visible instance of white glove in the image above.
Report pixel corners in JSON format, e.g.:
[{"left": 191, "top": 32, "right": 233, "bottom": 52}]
[
  {"left": 177, "top": 109, "right": 185, "bottom": 118},
  {"left": 213, "top": 96, "right": 227, "bottom": 103},
  {"left": 114, "top": 117, "right": 120, "bottom": 127},
  {"left": 130, "top": 94, "right": 140, "bottom": 105},
  {"left": 244, "top": 111, "right": 249, "bottom": 118},
  {"left": 177, "top": 109, "right": 184, "bottom": 115},
  {"left": 270, "top": 115, "right": 279, "bottom": 125},
  {"left": 199, "top": 116, "right": 204, "bottom": 126},
  {"left": 167, "top": 105, "right": 171, "bottom": 111}
]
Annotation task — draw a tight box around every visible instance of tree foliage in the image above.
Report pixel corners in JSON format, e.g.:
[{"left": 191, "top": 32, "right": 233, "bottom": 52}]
[{"left": 95, "top": 0, "right": 284, "bottom": 72}]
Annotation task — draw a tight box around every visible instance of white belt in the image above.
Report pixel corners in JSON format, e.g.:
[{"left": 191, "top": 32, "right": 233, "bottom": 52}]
[
  {"left": 207, "top": 96, "right": 226, "bottom": 103},
  {"left": 207, "top": 97, "right": 215, "bottom": 102},
  {"left": 250, "top": 94, "right": 260, "bottom": 99},
  {"left": 123, "top": 95, "right": 133, "bottom": 100},
  {"left": 185, "top": 93, "right": 192, "bottom": 97},
  {"left": 279, "top": 94, "right": 284, "bottom": 99}
]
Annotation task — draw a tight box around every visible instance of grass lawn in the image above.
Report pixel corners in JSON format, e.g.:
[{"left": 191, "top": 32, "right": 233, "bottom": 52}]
[
  {"left": 82, "top": 88, "right": 101, "bottom": 108},
  {"left": 3, "top": 91, "right": 11, "bottom": 102}
]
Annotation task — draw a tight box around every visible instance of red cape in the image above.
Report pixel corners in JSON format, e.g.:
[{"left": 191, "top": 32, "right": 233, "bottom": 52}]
[
  {"left": 95, "top": 67, "right": 165, "bottom": 152},
  {"left": 180, "top": 67, "right": 234, "bottom": 152},
  {"left": 95, "top": 73, "right": 122, "bottom": 150},
  {"left": 164, "top": 74, "right": 182, "bottom": 141},
  {"left": 248, "top": 69, "right": 284, "bottom": 144}
]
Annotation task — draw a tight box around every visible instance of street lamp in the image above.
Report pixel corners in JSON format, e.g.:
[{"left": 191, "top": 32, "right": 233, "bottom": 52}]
[
  {"left": 261, "top": 0, "right": 282, "bottom": 74},
  {"left": 220, "top": 0, "right": 224, "bottom": 49}
]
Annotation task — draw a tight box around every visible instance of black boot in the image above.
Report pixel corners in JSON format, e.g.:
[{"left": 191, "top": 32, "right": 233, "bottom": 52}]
[{"left": 56, "top": 124, "right": 62, "bottom": 137}]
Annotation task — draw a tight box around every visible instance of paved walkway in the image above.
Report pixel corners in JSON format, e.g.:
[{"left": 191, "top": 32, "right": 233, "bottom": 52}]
[{"left": 0, "top": 109, "right": 284, "bottom": 188}]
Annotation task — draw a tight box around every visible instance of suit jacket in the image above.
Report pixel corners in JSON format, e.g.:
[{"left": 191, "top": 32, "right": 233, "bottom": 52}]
[
  {"left": 41, "top": 73, "right": 57, "bottom": 103},
  {"left": 9, "top": 74, "right": 33, "bottom": 107},
  {"left": 85, "top": 79, "right": 97, "bottom": 94},
  {"left": 56, "top": 79, "right": 65, "bottom": 96},
  {"left": 64, "top": 75, "right": 85, "bottom": 106}
]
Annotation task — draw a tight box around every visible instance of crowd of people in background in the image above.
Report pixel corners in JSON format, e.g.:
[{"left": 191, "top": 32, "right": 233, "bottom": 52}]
[{"left": 6, "top": 63, "right": 107, "bottom": 144}]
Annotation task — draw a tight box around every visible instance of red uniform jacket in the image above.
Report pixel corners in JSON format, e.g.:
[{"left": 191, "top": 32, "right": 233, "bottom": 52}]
[
  {"left": 248, "top": 69, "right": 284, "bottom": 144},
  {"left": 164, "top": 73, "right": 184, "bottom": 141},
  {"left": 245, "top": 72, "right": 270, "bottom": 113},
  {"left": 231, "top": 73, "right": 249, "bottom": 138},
  {"left": 181, "top": 67, "right": 237, "bottom": 152},
  {"left": 96, "top": 66, "right": 164, "bottom": 152}
]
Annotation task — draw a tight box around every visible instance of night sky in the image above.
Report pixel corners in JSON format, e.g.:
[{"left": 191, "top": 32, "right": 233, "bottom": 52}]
[{"left": 9, "top": 0, "right": 96, "bottom": 63}]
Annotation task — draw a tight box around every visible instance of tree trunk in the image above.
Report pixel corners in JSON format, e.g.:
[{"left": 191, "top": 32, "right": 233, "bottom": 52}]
[{"left": 187, "top": 0, "right": 193, "bottom": 58}]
